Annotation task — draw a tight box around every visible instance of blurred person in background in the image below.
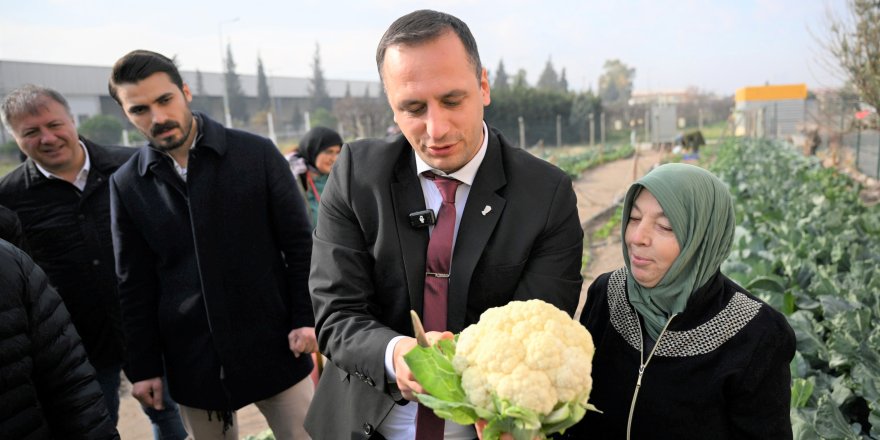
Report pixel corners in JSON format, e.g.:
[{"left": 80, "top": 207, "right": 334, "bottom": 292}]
[
  {"left": 288, "top": 126, "right": 342, "bottom": 229},
  {"left": 0, "top": 84, "right": 188, "bottom": 438}
]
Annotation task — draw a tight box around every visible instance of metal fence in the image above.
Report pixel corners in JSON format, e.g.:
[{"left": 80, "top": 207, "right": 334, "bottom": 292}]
[
  {"left": 843, "top": 129, "right": 880, "bottom": 179},
  {"left": 737, "top": 92, "right": 880, "bottom": 179}
]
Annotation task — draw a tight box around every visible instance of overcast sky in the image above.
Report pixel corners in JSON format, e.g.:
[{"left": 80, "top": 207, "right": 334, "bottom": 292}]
[{"left": 0, "top": 0, "right": 848, "bottom": 95}]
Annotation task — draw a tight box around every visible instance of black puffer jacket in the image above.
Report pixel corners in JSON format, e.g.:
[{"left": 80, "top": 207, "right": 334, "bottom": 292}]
[{"left": 0, "top": 240, "right": 118, "bottom": 439}]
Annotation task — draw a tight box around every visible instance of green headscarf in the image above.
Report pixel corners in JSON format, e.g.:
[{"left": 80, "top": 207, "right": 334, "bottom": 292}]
[{"left": 621, "top": 163, "right": 736, "bottom": 340}]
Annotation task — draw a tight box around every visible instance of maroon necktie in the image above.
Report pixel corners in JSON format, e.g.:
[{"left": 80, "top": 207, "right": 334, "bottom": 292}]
[{"left": 416, "top": 172, "right": 461, "bottom": 440}]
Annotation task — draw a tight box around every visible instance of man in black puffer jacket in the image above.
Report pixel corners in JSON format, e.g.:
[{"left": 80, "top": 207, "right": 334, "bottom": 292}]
[{"left": 0, "top": 239, "right": 118, "bottom": 439}]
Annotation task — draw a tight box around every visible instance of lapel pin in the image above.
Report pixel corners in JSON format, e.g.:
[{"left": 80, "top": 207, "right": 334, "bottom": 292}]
[{"left": 481, "top": 205, "right": 492, "bottom": 216}]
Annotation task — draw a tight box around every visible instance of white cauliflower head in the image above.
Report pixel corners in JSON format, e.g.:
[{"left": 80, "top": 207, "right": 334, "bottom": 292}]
[{"left": 452, "top": 299, "right": 595, "bottom": 415}]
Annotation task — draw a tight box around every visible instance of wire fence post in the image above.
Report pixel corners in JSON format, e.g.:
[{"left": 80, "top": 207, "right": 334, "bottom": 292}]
[
  {"left": 856, "top": 124, "right": 861, "bottom": 173},
  {"left": 876, "top": 129, "right": 880, "bottom": 179},
  {"left": 589, "top": 113, "right": 595, "bottom": 147},
  {"left": 774, "top": 102, "right": 779, "bottom": 139},
  {"left": 518, "top": 116, "right": 525, "bottom": 149},
  {"left": 556, "top": 114, "right": 562, "bottom": 147}
]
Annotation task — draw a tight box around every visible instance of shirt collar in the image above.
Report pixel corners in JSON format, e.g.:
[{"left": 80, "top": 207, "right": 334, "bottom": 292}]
[
  {"left": 33, "top": 139, "right": 91, "bottom": 188},
  {"left": 414, "top": 121, "right": 488, "bottom": 186}
]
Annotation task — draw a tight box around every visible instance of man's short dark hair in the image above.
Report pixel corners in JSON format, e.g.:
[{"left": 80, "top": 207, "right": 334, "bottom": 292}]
[
  {"left": 108, "top": 50, "right": 184, "bottom": 105},
  {"left": 376, "top": 9, "right": 482, "bottom": 83},
  {"left": 1, "top": 84, "right": 72, "bottom": 133}
]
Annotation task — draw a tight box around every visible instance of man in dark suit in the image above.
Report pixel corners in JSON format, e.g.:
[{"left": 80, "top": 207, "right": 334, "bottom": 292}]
[{"left": 305, "top": 9, "right": 584, "bottom": 440}]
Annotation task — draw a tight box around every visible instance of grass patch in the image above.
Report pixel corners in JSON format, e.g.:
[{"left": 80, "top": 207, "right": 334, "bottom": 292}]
[
  {"left": 593, "top": 205, "right": 623, "bottom": 241},
  {"left": 0, "top": 157, "right": 22, "bottom": 178},
  {"left": 582, "top": 204, "right": 624, "bottom": 275}
]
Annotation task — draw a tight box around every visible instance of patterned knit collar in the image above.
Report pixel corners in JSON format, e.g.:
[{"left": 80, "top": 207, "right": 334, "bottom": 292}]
[{"left": 606, "top": 268, "right": 762, "bottom": 357}]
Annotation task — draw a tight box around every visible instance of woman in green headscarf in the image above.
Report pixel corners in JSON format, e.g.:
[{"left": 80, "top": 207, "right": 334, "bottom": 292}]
[{"left": 560, "top": 163, "right": 796, "bottom": 440}]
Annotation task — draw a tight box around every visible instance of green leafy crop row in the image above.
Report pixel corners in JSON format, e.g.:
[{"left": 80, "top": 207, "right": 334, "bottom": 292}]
[
  {"left": 542, "top": 144, "right": 634, "bottom": 179},
  {"left": 711, "top": 139, "right": 880, "bottom": 439}
]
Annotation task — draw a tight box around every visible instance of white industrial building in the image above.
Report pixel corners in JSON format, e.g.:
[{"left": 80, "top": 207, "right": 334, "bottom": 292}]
[{"left": 0, "top": 59, "right": 383, "bottom": 144}]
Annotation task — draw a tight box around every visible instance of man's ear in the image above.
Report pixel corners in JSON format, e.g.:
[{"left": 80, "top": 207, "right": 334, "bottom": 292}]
[
  {"left": 480, "top": 68, "right": 491, "bottom": 106},
  {"left": 182, "top": 83, "right": 193, "bottom": 103}
]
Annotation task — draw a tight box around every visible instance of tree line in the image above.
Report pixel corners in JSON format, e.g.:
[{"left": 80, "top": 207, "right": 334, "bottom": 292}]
[{"left": 64, "top": 45, "right": 732, "bottom": 149}]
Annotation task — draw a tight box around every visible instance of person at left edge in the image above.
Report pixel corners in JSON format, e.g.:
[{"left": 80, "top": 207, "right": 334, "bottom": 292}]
[
  {"left": 107, "top": 49, "right": 316, "bottom": 439},
  {"left": 0, "top": 84, "right": 188, "bottom": 439},
  {"left": 0, "top": 239, "right": 119, "bottom": 439}
]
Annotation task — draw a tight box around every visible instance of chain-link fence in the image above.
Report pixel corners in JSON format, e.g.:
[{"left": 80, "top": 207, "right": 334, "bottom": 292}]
[{"left": 842, "top": 129, "right": 880, "bottom": 179}]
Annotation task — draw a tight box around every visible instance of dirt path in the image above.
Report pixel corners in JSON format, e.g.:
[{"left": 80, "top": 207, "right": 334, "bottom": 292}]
[
  {"left": 116, "top": 379, "right": 269, "bottom": 439},
  {"left": 572, "top": 146, "right": 664, "bottom": 318}
]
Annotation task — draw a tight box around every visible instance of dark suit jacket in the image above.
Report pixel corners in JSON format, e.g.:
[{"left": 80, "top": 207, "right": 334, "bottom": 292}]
[
  {"left": 305, "top": 126, "right": 584, "bottom": 439},
  {"left": 109, "top": 113, "right": 314, "bottom": 410}
]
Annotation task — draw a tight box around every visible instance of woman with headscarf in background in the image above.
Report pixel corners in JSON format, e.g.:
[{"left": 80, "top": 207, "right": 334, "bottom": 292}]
[
  {"left": 561, "top": 163, "right": 795, "bottom": 440},
  {"left": 289, "top": 126, "right": 342, "bottom": 229}
]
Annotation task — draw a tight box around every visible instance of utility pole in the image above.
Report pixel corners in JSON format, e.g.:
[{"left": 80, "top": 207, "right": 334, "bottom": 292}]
[
  {"left": 218, "top": 17, "right": 239, "bottom": 127},
  {"left": 589, "top": 113, "right": 595, "bottom": 147}
]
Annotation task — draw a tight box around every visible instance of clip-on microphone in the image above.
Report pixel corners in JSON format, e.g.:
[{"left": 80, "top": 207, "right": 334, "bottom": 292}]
[{"left": 408, "top": 209, "right": 436, "bottom": 228}]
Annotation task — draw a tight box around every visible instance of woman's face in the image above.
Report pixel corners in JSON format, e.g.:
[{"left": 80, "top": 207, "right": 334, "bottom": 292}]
[
  {"left": 625, "top": 189, "right": 681, "bottom": 288},
  {"left": 314, "top": 145, "right": 341, "bottom": 175}
]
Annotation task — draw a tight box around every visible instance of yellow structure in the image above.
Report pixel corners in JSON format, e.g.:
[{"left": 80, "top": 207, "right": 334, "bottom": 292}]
[
  {"left": 735, "top": 84, "right": 808, "bottom": 103},
  {"left": 734, "top": 83, "right": 811, "bottom": 137}
]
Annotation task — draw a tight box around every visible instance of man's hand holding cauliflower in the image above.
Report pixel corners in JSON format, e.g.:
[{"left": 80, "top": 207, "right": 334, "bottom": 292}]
[{"left": 402, "top": 299, "right": 597, "bottom": 440}]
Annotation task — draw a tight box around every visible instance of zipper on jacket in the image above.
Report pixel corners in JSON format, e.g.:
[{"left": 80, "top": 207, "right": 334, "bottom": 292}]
[
  {"left": 183, "top": 151, "right": 229, "bottom": 405},
  {"left": 185, "top": 193, "right": 215, "bottom": 338},
  {"left": 626, "top": 313, "right": 677, "bottom": 440}
]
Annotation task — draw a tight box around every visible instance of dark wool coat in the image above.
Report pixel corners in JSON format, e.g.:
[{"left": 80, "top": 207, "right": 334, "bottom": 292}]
[
  {"left": 0, "top": 139, "right": 134, "bottom": 369},
  {"left": 0, "top": 240, "right": 118, "bottom": 439},
  {"left": 559, "top": 268, "right": 795, "bottom": 440},
  {"left": 109, "top": 113, "right": 314, "bottom": 410}
]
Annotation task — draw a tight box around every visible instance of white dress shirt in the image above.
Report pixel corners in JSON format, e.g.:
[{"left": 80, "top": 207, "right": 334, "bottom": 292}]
[
  {"left": 34, "top": 140, "right": 91, "bottom": 191},
  {"left": 377, "top": 122, "right": 489, "bottom": 440}
]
